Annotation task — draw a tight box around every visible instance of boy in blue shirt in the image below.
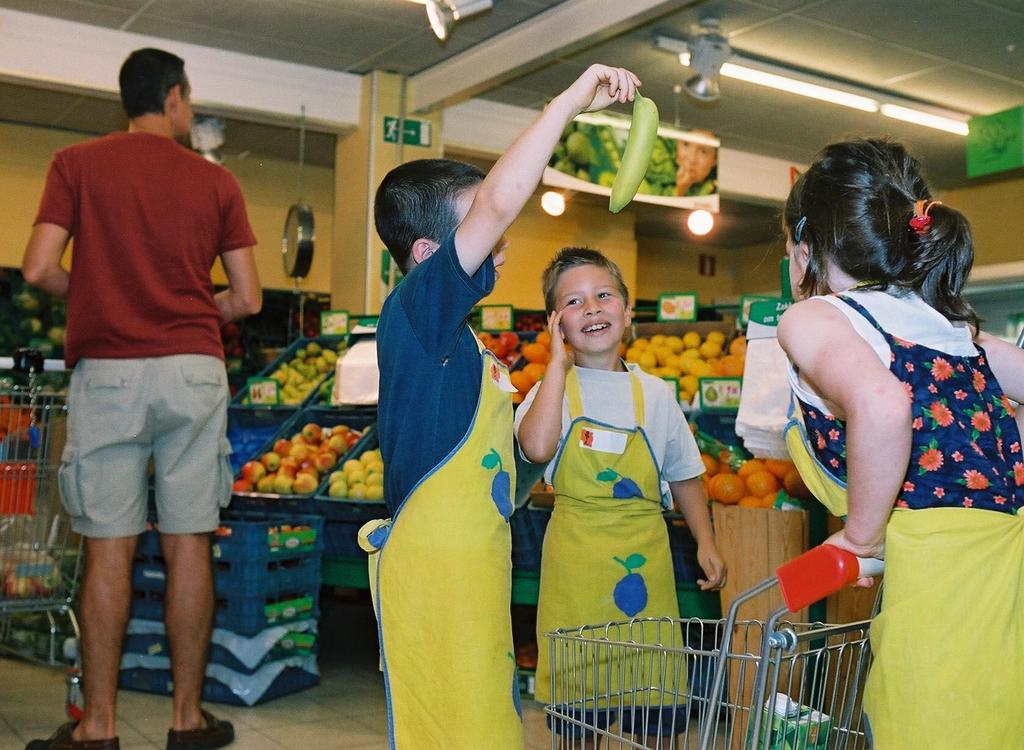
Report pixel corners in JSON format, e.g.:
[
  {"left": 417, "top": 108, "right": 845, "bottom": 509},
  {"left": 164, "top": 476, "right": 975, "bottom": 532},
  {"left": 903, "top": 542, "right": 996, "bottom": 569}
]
[{"left": 364, "top": 64, "right": 642, "bottom": 749}]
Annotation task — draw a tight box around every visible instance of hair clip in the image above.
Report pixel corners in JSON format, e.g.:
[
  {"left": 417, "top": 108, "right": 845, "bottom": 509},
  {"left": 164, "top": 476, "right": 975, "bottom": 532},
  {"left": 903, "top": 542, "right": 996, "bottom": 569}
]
[
  {"left": 909, "top": 200, "right": 942, "bottom": 236},
  {"left": 793, "top": 216, "right": 808, "bottom": 243}
]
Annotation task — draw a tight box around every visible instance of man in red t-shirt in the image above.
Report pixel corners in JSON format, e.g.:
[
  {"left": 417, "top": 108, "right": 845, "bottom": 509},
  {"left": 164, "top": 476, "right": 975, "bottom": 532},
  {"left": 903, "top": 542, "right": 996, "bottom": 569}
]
[{"left": 22, "top": 48, "right": 261, "bottom": 750}]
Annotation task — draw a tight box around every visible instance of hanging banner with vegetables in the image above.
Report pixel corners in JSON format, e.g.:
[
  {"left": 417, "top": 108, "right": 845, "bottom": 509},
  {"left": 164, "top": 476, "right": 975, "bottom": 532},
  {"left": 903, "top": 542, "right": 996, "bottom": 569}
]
[{"left": 543, "top": 113, "right": 720, "bottom": 212}]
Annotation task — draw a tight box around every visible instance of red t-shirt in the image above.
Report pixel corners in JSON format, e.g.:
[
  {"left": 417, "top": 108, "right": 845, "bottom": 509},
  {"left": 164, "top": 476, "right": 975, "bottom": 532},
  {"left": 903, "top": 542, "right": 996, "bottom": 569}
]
[{"left": 34, "top": 131, "right": 257, "bottom": 367}]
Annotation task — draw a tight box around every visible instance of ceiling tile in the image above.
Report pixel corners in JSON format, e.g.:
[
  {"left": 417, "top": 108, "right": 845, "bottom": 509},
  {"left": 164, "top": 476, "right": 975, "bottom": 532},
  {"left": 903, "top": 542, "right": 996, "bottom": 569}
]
[{"left": 0, "top": 0, "right": 136, "bottom": 27}]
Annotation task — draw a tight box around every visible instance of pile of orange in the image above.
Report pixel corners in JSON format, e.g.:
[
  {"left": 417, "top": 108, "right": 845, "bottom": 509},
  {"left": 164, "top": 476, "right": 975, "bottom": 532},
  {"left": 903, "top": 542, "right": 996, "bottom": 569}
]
[
  {"left": 703, "top": 455, "right": 809, "bottom": 508},
  {"left": 510, "top": 331, "right": 552, "bottom": 404}
]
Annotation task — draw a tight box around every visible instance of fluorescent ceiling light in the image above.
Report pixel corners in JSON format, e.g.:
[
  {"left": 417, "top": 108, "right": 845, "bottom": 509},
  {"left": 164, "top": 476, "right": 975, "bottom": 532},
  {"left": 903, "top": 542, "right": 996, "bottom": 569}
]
[
  {"left": 655, "top": 33, "right": 970, "bottom": 136},
  {"left": 720, "top": 62, "right": 878, "bottom": 112},
  {"left": 880, "top": 104, "right": 969, "bottom": 136}
]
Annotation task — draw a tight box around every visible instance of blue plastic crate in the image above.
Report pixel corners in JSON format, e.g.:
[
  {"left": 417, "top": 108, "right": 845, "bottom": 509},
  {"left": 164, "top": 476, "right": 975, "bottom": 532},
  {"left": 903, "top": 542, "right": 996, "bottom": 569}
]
[
  {"left": 212, "top": 510, "right": 323, "bottom": 562},
  {"left": 231, "top": 407, "right": 374, "bottom": 501},
  {"left": 130, "top": 588, "right": 319, "bottom": 637},
  {"left": 122, "top": 631, "right": 317, "bottom": 676},
  {"left": 119, "top": 664, "right": 319, "bottom": 705},
  {"left": 226, "top": 407, "right": 300, "bottom": 474},
  {"left": 510, "top": 503, "right": 550, "bottom": 572},
  {"left": 132, "top": 554, "right": 320, "bottom": 598},
  {"left": 229, "top": 336, "right": 346, "bottom": 409}
]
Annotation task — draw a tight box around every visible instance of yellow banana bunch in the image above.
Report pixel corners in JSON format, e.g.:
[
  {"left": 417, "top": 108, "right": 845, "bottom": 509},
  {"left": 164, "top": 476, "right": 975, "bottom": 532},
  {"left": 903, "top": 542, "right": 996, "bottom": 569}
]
[{"left": 609, "top": 91, "right": 659, "bottom": 213}]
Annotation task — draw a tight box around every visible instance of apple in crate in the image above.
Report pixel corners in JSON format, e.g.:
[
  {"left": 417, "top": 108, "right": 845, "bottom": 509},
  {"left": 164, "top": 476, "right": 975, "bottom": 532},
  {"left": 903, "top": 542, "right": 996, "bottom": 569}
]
[
  {"left": 293, "top": 473, "right": 318, "bottom": 495},
  {"left": 272, "top": 474, "right": 294, "bottom": 495},
  {"left": 241, "top": 461, "right": 266, "bottom": 484},
  {"left": 327, "top": 433, "right": 348, "bottom": 455},
  {"left": 315, "top": 449, "right": 338, "bottom": 473},
  {"left": 273, "top": 439, "right": 293, "bottom": 457},
  {"left": 302, "top": 423, "right": 323, "bottom": 443},
  {"left": 279, "top": 457, "right": 299, "bottom": 478},
  {"left": 328, "top": 478, "right": 348, "bottom": 498},
  {"left": 257, "top": 475, "right": 276, "bottom": 493},
  {"left": 232, "top": 478, "right": 252, "bottom": 492},
  {"left": 261, "top": 452, "right": 281, "bottom": 472}
]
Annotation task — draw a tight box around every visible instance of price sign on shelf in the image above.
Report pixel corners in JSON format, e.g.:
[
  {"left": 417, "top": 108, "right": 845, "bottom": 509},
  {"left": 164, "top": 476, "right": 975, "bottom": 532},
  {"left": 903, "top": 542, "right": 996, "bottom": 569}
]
[
  {"left": 320, "top": 309, "right": 350, "bottom": 336},
  {"left": 739, "top": 295, "right": 776, "bottom": 326},
  {"left": 657, "top": 292, "right": 698, "bottom": 322},
  {"left": 246, "top": 377, "right": 280, "bottom": 406},
  {"left": 698, "top": 377, "right": 742, "bottom": 412},
  {"left": 480, "top": 304, "right": 514, "bottom": 332},
  {"left": 661, "top": 376, "right": 681, "bottom": 403}
]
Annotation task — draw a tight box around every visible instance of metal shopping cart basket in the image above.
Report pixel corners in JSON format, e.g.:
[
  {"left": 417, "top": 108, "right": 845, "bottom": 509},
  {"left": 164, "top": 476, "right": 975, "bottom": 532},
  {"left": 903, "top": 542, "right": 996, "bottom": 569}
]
[
  {"left": 0, "top": 348, "right": 82, "bottom": 718},
  {"left": 545, "top": 545, "right": 884, "bottom": 749}
]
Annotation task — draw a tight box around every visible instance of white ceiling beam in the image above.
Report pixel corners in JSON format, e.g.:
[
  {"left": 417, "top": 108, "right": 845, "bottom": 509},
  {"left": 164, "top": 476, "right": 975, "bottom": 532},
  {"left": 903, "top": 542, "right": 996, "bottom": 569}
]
[
  {"left": 0, "top": 8, "right": 361, "bottom": 131},
  {"left": 408, "top": 0, "right": 682, "bottom": 112}
]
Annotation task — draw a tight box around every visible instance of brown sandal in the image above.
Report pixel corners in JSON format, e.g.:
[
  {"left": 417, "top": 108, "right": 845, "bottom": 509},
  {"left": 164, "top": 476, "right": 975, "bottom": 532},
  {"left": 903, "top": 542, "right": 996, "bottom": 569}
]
[
  {"left": 165, "top": 709, "right": 234, "bottom": 750},
  {"left": 24, "top": 722, "right": 120, "bottom": 750}
]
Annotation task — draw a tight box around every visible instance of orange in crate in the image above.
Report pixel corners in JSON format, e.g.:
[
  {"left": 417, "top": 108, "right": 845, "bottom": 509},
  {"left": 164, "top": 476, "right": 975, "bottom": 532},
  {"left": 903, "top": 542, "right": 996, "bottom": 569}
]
[
  {"left": 764, "top": 458, "right": 796, "bottom": 480},
  {"left": 521, "top": 362, "right": 547, "bottom": 385},
  {"left": 737, "top": 459, "right": 767, "bottom": 477},
  {"left": 535, "top": 330, "right": 551, "bottom": 347},
  {"left": 708, "top": 473, "right": 746, "bottom": 504},
  {"left": 699, "top": 453, "right": 719, "bottom": 477},
  {"left": 737, "top": 496, "right": 763, "bottom": 508},
  {"left": 1, "top": 462, "right": 37, "bottom": 515},
  {"left": 784, "top": 468, "right": 812, "bottom": 499},
  {"left": 728, "top": 335, "right": 748, "bottom": 356},
  {"left": 510, "top": 371, "right": 533, "bottom": 394},
  {"left": 745, "top": 469, "right": 780, "bottom": 498},
  {"left": 719, "top": 354, "right": 745, "bottom": 377},
  {"left": 520, "top": 342, "right": 549, "bottom": 364}
]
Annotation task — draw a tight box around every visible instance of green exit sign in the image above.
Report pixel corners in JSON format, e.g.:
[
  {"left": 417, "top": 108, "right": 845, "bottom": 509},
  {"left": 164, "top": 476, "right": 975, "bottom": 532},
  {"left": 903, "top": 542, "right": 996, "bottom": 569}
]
[
  {"left": 383, "top": 116, "right": 432, "bottom": 147},
  {"left": 967, "top": 106, "right": 1024, "bottom": 178}
]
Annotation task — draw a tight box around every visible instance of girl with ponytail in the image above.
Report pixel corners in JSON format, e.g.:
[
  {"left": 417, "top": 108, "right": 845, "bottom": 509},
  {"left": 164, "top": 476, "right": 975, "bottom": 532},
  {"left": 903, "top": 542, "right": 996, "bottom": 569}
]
[{"left": 778, "top": 138, "right": 1024, "bottom": 749}]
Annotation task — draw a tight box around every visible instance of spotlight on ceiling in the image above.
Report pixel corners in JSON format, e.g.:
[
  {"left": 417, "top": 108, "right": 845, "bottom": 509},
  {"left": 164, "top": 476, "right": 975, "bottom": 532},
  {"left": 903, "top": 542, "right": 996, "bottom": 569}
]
[
  {"left": 687, "top": 209, "right": 714, "bottom": 236},
  {"left": 541, "top": 191, "right": 566, "bottom": 217},
  {"left": 684, "top": 21, "right": 731, "bottom": 102},
  {"left": 425, "top": 0, "right": 493, "bottom": 42}
]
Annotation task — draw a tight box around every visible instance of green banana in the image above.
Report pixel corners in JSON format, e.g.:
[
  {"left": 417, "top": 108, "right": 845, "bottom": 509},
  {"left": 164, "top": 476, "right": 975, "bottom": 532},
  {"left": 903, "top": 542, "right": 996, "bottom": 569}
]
[{"left": 609, "top": 91, "right": 659, "bottom": 213}]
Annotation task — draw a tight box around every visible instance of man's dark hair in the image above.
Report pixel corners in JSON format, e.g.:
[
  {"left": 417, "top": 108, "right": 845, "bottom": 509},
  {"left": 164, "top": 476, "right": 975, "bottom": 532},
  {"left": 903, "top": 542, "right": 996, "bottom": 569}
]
[
  {"left": 374, "top": 159, "right": 485, "bottom": 273},
  {"left": 119, "top": 48, "right": 188, "bottom": 119}
]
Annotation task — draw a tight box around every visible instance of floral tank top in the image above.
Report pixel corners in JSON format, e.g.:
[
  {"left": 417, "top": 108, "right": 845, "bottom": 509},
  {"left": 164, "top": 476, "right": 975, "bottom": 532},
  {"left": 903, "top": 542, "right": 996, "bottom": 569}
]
[{"left": 796, "top": 295, "right": 1023, "bottom": 514}]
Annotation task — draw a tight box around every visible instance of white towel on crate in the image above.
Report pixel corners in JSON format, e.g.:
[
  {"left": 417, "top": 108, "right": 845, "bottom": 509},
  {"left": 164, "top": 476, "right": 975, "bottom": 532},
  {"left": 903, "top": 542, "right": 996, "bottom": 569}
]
[
  {"left": 735, "top": 322, "right": 792, "bottom": 459},
  {"left": 331, "top": 339, "right": 379, "bottom": 406}
]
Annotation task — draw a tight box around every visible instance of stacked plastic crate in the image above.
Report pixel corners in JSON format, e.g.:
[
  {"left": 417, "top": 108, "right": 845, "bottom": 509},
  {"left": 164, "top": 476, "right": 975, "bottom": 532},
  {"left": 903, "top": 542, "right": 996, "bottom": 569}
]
[{"left": 120, "top": 509, "right": 324, "bottom": 705}]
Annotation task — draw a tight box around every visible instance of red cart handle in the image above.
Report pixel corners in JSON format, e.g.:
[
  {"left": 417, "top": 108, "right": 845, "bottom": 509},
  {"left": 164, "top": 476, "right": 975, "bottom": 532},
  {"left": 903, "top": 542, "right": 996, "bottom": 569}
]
[{"left": 776, "top": 545, "right": 884, "bottom": 612}]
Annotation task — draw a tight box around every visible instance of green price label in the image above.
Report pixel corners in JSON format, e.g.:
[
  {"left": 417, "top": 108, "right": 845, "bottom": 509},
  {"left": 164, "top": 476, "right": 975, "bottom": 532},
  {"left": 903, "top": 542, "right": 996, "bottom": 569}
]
[
  {"left": 698, "top": 377, "right": 742, "bottom": 412},
  {"left": 748, "top": 298, "right": 794, "bottom": 327},
  {"left": 739, "top": 295, "right": 776, "bottom": 326},
  {"left": 480, "top": 304, "right": 514, "bottom": 332},
  {"left": 657, "top": 292, "right": 698, "bottom": 321},
  {"left": 320, "top": 309, "right": 349, "bottom": 336},
  {"left": 246, "top": 377, "right": 279, "bottom": 406}
]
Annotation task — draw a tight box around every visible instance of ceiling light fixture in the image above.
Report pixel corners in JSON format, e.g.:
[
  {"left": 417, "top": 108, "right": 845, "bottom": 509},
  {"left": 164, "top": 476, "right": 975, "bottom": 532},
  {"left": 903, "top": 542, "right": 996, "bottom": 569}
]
[
  {"left": 541, "top": 191, "right": 566, "bottom": 217},
  {"left": 654, "top": 31, "right": 970, "bottom": 135},
  {"left": 684, "top": 22, "right": 730, "bottom": 102},
  {"left": 424, "top": 0, "right": 492, "bottom": 42},
  {"left": 687, "top": 209, "right": 714, "bottom": 236}
]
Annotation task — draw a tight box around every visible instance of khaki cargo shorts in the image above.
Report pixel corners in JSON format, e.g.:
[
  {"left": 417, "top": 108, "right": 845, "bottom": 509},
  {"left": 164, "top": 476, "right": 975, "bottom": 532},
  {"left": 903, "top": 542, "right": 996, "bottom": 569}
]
[{"left": 58, "top": 355, "right": 232, "bottom": 538}]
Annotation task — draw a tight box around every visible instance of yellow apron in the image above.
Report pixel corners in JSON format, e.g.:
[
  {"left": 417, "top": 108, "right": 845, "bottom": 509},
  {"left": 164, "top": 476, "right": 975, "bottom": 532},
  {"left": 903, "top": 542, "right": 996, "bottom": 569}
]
[
  {"left": 784, "top": 401, "right": 849, "bottom": 518},
  {"left": 359, "top": 345, "right": 523, "bottom": 749},
  {"left": 535, "top": 366, "right": 681, "bottom": 706},
  {"left": 863, "top": 507, "right": 1024, "bottom": 750}
]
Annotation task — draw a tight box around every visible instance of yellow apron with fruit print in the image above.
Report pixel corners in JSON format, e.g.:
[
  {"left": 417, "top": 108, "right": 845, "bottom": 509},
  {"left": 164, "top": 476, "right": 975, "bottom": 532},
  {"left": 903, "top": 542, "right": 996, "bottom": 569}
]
[
  {"left": 535, "top": 367, "right": 682, "bottom": 706},
  {"left": 359, "top": 346, "right": 523, "bottom": 750},
  {"left": 863, "top": 507, "right": 1024, "bottom": 750}
]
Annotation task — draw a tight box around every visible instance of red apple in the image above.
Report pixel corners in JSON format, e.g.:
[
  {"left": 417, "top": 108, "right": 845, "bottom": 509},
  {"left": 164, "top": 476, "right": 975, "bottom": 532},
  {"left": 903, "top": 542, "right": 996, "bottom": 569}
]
[
  {"left": 272, "top": 474, "right": 294, "bottom": 494},
  {"left": 314, "top": 450, "right": 338, "bottom": 472},
  {"left": 301, "top": 423, "right": 323, "bottom": 443},
  {"left": 273, "top": 439, "right": 293, "bottom": 458},
  {"left": 292, "top": 434, "right": 308, "bottom": 445},
  {"left": 279, "top": 457, "right": 299, "bottom": 477},
  {"left": 293, "top": 473, "right": 318, "bottom": 495},
  {"left": 327, "top": 434, "right": 348, "bottom": 454},
  {"left": 299, "top": 459, "right": 316, "bottom": 474},
  {"left": 499, "top": 331, "right": 520, "bottom": 351},
  {"left": 289, "top": 443, "right": 311, "bottom": 462},
  {"left": 261, "top": 452, "right": 281, "bottom": 472},
  {"left": 345, "top": 432, "right": 360, "bottom": 448},
  {"left": 256, "top": 475, "right": 276, "bottom": 493},
  {"left": 241, "top": 461, "right": 266, "bottom": 484},
  {"left": 232, "top": 478, "right": 252, "bottom": 492}
]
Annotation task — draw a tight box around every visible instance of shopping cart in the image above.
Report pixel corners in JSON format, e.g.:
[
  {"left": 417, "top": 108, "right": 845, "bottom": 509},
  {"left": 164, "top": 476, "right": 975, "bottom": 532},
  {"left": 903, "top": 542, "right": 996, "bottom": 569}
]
[
  {"left": 545, "top": 545, "right": 884, "bottom": 749},
  {"left": 0, "top": 348, "right": 82, "bottom": 718}
]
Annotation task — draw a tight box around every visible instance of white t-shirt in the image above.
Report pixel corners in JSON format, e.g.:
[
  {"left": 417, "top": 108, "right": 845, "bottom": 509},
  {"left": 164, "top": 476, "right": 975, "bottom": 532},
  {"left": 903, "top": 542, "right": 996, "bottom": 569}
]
[
  {"left": 787, "top": 288, "right": 977, "bottom": 417},
  {"left": 513, "top": 363, "right": 705, "bottom": 506}
]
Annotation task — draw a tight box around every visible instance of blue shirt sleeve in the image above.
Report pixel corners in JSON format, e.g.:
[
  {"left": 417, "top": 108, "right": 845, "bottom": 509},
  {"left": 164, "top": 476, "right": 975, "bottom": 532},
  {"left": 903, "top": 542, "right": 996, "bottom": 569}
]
[{"left": 397, "top": 230, "right": 494, "bottom": 357}]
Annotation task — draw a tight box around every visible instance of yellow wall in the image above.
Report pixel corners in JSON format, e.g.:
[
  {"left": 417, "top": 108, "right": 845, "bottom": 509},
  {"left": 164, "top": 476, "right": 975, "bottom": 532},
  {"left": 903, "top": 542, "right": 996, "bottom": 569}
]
[
  {"left": 488, "top": 197, "right": 637, "bottom": 309},
  {"left": 943, "top": 175, "right": 1024, "bottom": 266},
  {"left": 0, "top": 120, "right": 334, "bottom": 293}
]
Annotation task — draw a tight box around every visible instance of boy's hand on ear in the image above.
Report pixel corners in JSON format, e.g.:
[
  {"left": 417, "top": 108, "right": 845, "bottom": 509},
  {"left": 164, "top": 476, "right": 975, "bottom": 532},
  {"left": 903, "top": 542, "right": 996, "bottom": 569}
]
[
  {"left": 547, "top": 309, "right": 574, "bottom": 372},
  {"left": 562, "top": 65, "right": 641, "bottom": 115}
]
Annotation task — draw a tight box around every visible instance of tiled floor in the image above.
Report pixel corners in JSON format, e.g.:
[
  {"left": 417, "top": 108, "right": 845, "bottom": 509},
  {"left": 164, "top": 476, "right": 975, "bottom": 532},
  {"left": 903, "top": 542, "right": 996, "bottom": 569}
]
[{"left": 0, "top": 595, "right": 553, "bottom": 750}]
